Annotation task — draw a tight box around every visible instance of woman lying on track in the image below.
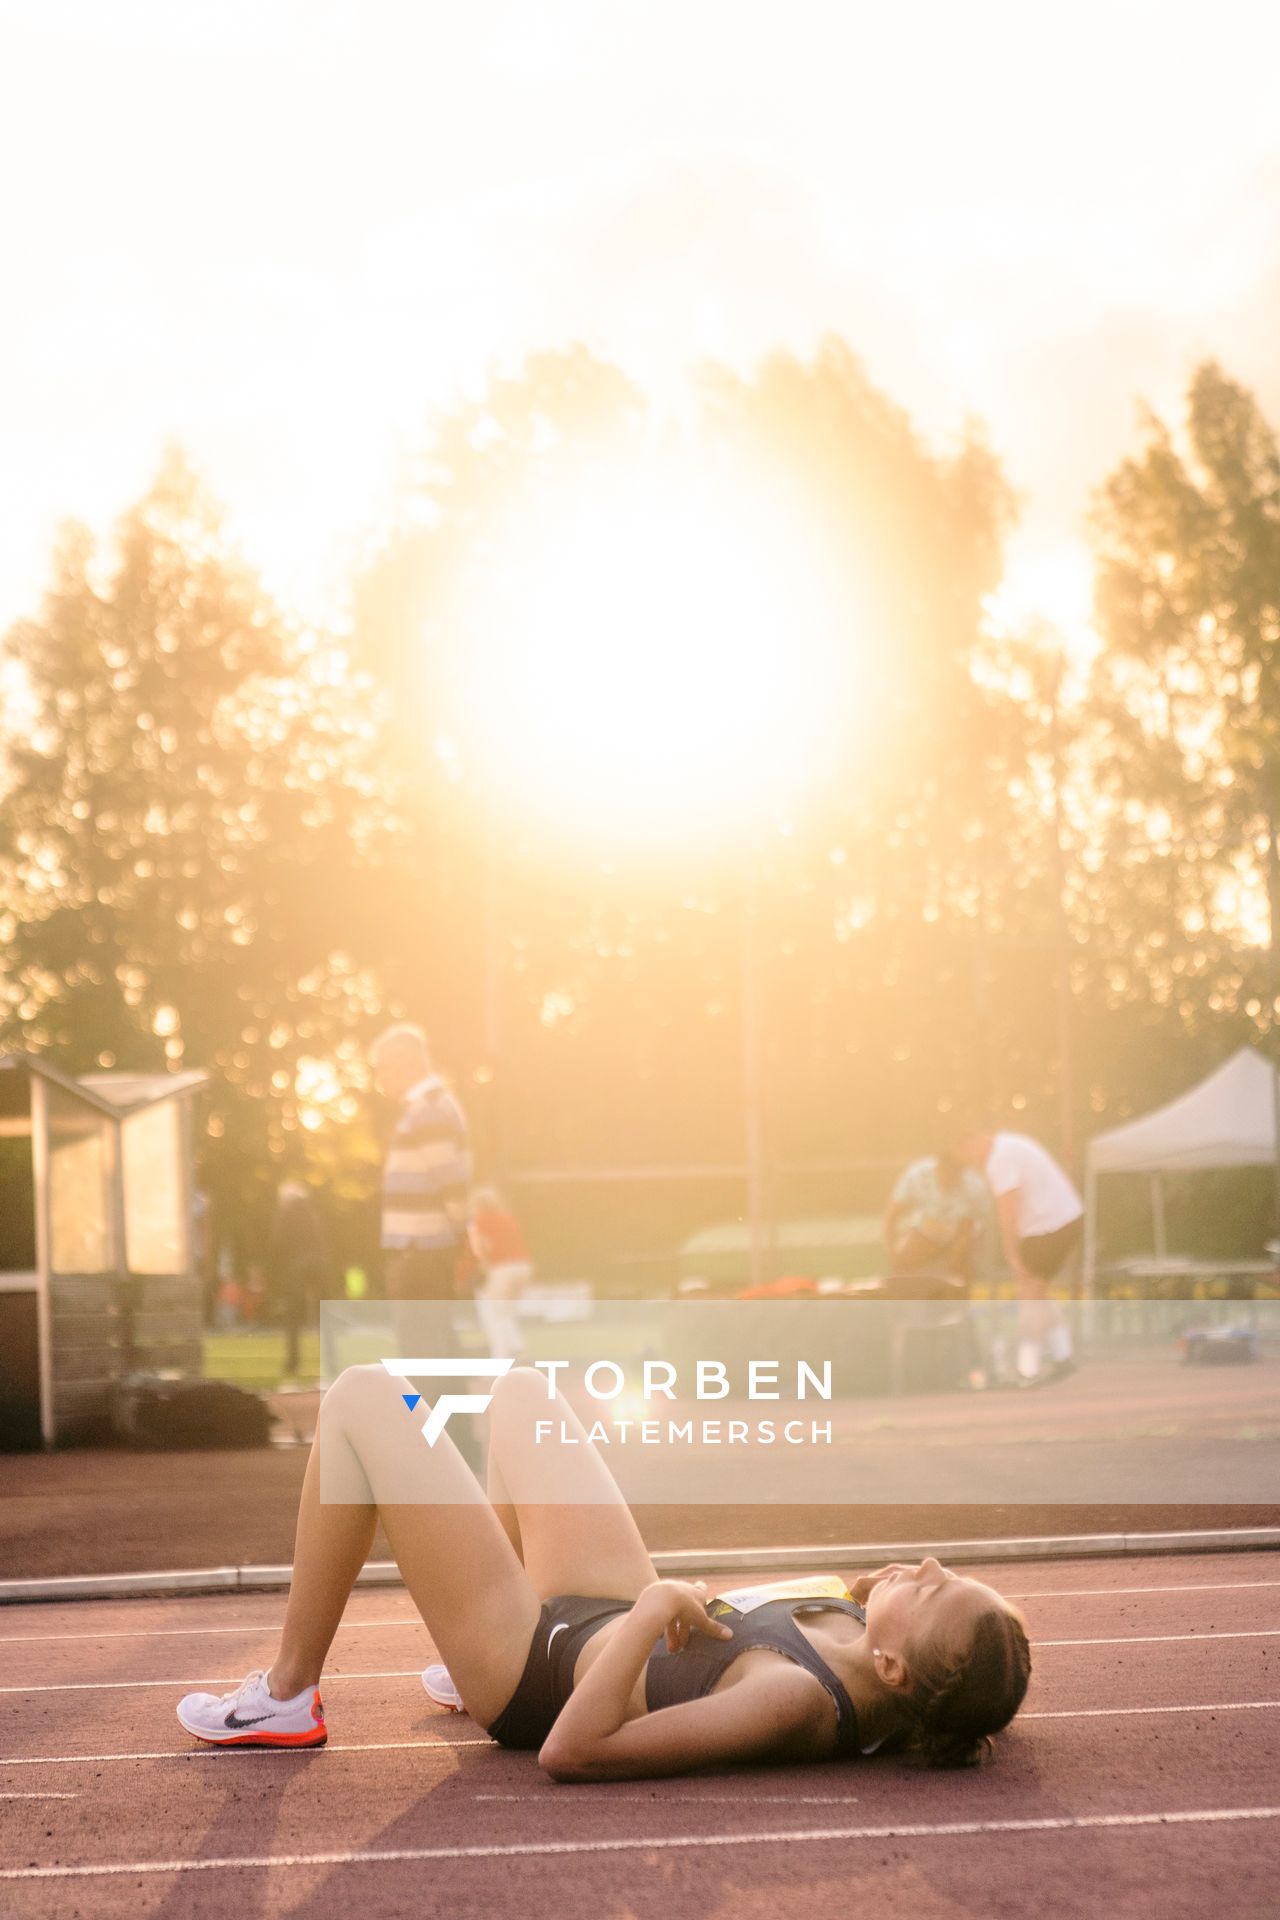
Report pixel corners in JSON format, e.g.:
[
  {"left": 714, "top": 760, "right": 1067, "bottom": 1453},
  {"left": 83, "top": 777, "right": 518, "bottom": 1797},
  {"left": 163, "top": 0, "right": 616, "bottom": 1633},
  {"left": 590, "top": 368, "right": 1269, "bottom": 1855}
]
[{"left": 177, "top": 1364, "right": 1030, "bottom": 1775}]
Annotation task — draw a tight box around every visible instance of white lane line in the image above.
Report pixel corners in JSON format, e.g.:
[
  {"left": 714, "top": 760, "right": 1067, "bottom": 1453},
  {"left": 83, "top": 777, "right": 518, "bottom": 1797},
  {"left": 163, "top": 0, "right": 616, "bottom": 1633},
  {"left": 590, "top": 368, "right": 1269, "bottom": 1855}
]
[
  {"left": 0, "top": 1738, "right": 496, "bottom": 1766},
  {"left": 1022, "top": 1700, "right": 1280, "bottom": 1720},
  {"left": 1006, "top": 1580, "right": 1280, "bottom": 1600},
  {"left": 0, "top": 1791, "right": 80, "bottom": 1799},
  {"left": 10, "top": 1627, "right": 1280, "bottom": 1693},
  {"left": 1036, "top": 1630, "right": 1280, "bottom": 1648},
  {"left": 476, "top": 1793, "right": 860, "bottom": 1804},
  {"left": 3, "top": 1806, "right": 1279, "bottom": 1880},
  {"left": 5, "top": 1577, "right": 1279, "bottom": 1645},
  {"left": 4, "top": 1702, "right": 1280, "bottom": 1768},
  {"left": 0, "top": 1619, "right": 421, "bottom": 1645},
  {"left": 0, "top": 1669, "right": 425, "bottom": 1694}
]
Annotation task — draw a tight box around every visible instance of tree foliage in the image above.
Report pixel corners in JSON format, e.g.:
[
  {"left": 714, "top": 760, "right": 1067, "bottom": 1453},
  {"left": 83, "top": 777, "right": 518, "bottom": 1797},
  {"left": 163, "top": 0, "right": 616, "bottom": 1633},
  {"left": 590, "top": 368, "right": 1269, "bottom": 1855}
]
[
  {"left": 0, "top": 451, "right": 402, "bottom": 1223},
  {"left": 16, "top": 347, "right": 1267, "bottom": 1274},
  {"left": 1084, "top": 361, "right": 1280, "bottom": 1104},
  {"left": 353, "top": 339, "right": 1055, "bottom": 1179}
]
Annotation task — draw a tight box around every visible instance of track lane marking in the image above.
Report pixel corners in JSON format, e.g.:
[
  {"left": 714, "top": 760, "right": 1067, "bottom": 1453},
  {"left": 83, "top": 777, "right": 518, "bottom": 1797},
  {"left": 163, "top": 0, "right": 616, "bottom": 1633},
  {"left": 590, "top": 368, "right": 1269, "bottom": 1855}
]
[
  {"left": 0, "top": 1618, "right": 422, "bottom": 1644},
  {"left": 1006, "top": 1580, "right": 1280, "bottom": 1600},
  {"left": 0, "top": 1738, "right": 497, "bottom": 1766},
  {"left": 0, "top": 1669, "right": 427, "bottom": 1693},
  {"left": 1021, "top": 1701, "right": 1280, "bottom": 1719},
  {"left": 3, "top": 1702, "right": 1280, "bottom": 1766},
  {"left": 475, "top": 1792, "right": 862, "bottom": 1803},
  {"left": 9, "top": 1626, "right": 1280, "bottom": 1693},
  {"left": 3, "top": 1805, "right": 1278, "bottom": 1880},
  {"left": 6, "top": 1576, "right": 1280, "bottom": 1644},
  {"left": 1035, "top": 1630, "right": 1280, "bottom": 1648}
]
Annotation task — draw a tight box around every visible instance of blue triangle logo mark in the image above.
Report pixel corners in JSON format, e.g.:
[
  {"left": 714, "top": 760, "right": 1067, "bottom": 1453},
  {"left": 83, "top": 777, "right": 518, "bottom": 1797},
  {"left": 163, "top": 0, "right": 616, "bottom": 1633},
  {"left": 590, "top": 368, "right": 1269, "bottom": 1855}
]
[{"left": 402, "top": 1393, "right": 422, "bottom": 1411}]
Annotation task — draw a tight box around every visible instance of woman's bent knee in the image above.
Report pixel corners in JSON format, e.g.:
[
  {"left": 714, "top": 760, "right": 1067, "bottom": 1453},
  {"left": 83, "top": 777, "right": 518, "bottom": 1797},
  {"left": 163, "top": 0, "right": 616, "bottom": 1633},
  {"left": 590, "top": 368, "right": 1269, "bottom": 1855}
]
[
  {"left": 320, "top": 1363, "right": 396, "bottom": 1424},
  {"left": 491, "top": 1365, "right": 552, "bottom": 1413}
]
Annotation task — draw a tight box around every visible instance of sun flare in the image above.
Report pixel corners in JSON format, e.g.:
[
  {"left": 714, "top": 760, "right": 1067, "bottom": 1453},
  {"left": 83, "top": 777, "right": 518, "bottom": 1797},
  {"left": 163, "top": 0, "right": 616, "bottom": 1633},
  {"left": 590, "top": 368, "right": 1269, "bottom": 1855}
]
[{"left": 446, "top": 452, "right": 861, "bottom": 847}]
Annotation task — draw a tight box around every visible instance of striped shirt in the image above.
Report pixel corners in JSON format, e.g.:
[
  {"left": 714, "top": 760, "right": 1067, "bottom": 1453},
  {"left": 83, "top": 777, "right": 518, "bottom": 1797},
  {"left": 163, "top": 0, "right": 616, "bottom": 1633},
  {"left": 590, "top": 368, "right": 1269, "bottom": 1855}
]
[{"left": 381, "top": 1074, "right": 471, "bottom": 1252}]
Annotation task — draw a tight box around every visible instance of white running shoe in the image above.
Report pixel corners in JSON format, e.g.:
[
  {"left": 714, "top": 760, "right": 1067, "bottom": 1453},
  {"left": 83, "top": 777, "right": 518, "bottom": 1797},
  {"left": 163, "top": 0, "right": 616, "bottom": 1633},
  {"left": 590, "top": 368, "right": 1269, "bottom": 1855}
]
[
  {"left": 176, "top": 1668, "right": 326, "bottom": 1748},
  {"left": 422, "top": 1663, "right": 464, "bottom": 1712}
]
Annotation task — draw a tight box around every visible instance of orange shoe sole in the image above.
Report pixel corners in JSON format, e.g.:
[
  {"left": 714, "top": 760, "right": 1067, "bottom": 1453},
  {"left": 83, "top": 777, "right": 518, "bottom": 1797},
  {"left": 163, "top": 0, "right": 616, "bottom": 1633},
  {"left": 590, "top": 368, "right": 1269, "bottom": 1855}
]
[{"left": 190, "top": 1725, "right": 327, "bottom": 1748}]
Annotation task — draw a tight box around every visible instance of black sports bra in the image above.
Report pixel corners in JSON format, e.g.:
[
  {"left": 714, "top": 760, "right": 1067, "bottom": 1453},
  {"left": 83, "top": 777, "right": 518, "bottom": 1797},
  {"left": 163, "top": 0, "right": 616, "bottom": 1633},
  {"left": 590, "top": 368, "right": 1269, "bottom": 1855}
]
[{"left": 644, "top": 1595, "right": 870, "bottom": 1757}]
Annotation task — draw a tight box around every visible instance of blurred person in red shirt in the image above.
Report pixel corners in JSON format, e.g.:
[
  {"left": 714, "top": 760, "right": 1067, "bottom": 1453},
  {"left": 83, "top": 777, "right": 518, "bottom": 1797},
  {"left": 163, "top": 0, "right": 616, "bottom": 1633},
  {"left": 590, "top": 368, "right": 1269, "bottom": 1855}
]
[{"left": 469, "top": 1187, "right": 532, "bottom": 1358}]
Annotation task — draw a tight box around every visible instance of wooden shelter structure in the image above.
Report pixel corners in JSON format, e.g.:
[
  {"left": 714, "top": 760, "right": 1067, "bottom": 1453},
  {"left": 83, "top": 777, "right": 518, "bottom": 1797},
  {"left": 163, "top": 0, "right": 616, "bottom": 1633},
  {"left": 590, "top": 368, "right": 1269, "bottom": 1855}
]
[{"left": 0, "top": 1053, "right": 207, "bottom": 1447}]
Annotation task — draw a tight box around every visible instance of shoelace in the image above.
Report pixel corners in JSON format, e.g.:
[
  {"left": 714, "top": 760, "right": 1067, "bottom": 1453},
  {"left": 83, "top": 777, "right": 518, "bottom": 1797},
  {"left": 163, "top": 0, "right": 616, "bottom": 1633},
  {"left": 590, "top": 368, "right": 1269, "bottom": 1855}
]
[{"left": 224, "top": 1669, "right": 268, "bottom": 1709}]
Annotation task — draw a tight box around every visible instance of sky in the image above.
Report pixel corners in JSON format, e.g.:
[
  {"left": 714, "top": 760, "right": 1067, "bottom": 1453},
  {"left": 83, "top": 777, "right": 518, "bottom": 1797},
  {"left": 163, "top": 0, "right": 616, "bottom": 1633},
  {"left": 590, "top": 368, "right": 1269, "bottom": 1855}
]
[{"left": 2, "top": 0, "right": 1279, "bottom": 643}]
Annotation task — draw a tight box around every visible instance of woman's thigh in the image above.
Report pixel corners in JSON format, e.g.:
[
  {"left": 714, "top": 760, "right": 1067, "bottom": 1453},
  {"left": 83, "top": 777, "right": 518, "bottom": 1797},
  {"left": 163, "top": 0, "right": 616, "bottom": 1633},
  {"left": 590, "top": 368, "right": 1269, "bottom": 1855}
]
[
  {"left": 320, "top": 1364, "right": 541, "bottom": 1726},
  {"left": 487, "top": 1367, "right": 657, "bottom": 1604}
]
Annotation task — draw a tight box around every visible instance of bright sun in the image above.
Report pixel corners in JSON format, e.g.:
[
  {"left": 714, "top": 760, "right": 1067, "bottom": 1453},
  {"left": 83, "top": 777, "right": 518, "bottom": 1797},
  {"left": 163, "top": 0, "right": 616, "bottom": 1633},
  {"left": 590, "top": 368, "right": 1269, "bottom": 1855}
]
[{"left": 447, "top": 451, "right": 859, "bottom": 847}]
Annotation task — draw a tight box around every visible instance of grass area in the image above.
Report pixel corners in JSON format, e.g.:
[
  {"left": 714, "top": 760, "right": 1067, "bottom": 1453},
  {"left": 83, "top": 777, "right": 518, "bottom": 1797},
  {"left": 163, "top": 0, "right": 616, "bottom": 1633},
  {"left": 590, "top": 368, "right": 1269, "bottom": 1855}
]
[
  {"left": 203, "top": 1330, "right": 323, "bottom": 1388},
  {"left": 201, "top": 1306, "right": 664, "bottom": 1390}
]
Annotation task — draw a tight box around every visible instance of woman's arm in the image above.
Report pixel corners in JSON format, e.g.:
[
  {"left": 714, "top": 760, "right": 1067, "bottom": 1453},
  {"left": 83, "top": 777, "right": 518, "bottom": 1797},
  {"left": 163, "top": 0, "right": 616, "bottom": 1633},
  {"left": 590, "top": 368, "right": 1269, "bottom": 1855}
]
[{"left": 539, "top": 1581, "right": 826, "bottom": 1782}]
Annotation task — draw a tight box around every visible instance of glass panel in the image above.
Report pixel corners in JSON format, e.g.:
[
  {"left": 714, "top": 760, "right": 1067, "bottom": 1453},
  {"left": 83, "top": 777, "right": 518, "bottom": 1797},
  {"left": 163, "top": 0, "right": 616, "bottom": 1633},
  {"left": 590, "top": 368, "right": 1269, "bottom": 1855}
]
[
  {"left": 0, "top": 1135, "right": 37, "bottom": 1271},
  {"left": 121, "top": 1102, "right": 188, "bottom": 1275},
  {"left": 46, "top": 1082, "right": 114, "bottom": 1275}
]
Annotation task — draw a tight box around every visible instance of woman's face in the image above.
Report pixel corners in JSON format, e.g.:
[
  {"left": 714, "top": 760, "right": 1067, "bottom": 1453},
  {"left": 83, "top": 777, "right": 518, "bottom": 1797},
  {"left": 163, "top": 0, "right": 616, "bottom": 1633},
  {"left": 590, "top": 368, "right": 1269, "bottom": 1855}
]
[{"left": 863, "top": 1558, "right": 1008, "bottom": 1679}]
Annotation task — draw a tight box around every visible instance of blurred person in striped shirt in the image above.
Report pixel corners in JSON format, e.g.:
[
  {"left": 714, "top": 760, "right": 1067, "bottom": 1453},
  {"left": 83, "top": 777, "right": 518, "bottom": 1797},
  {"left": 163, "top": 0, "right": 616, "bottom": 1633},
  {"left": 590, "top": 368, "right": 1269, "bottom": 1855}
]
[{"left": 370, "top": 1024, "right": 472, "bottom": 1302}]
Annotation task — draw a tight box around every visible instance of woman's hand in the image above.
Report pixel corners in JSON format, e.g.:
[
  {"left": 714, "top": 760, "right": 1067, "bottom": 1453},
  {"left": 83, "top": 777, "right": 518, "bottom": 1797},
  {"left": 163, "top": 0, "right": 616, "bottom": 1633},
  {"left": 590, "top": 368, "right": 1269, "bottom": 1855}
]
[{"left": 638, "top": 1579, "right": 735, "bottom": 1653}]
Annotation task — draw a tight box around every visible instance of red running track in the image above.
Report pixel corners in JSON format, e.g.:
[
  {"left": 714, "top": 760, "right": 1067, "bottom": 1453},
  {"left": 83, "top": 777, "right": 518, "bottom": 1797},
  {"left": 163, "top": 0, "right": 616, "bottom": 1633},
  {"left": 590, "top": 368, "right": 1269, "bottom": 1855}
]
[{"left": 1, "top": 1549, "right": 1278, "bottom": 1919}]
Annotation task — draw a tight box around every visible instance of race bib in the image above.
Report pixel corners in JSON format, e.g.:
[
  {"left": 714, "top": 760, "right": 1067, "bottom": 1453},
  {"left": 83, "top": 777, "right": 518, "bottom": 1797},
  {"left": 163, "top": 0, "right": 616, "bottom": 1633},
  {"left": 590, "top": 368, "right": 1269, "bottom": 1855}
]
[{"left": 713, "top": 1573, "right": 852, "bottom": 1615}]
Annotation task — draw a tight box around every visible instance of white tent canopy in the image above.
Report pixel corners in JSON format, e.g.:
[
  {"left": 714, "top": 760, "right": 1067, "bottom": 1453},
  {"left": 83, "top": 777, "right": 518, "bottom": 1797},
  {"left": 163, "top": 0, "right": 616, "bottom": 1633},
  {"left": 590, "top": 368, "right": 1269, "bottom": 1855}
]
[
  {"left": 1089, "top": 1047, "right": 1280, "bottom": 1174},
  {"left": 1084, "top": 1046, "right": 1280, "bottom": 1283}
]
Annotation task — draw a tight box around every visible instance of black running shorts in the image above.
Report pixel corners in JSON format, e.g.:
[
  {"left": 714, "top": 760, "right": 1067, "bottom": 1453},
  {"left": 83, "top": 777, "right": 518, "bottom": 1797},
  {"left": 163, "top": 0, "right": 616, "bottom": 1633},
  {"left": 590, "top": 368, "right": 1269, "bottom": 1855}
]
[
  {"left": 1019, "top": 1214, "right": 1084, "bottom": 1281},
  {"left": 485, "top": 1594, "right": 633, "bottom": 1750}
]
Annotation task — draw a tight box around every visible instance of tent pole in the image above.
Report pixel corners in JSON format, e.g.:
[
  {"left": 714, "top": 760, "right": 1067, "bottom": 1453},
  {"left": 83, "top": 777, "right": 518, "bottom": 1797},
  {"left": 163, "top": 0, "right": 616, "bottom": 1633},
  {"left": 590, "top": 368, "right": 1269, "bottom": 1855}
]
[
  {"left": 29, "top": 1073, "right": 55, "bottom": 1448},
  {"left": 1082, "top": 1160, "right": 1098, "bottom": 1344},
  {"left": 1150, "top": 1173, "right": 1168, "bottom": 1260},
  {"left": 1266, "top": 755, "right": 1280, "bottom": 1245}
]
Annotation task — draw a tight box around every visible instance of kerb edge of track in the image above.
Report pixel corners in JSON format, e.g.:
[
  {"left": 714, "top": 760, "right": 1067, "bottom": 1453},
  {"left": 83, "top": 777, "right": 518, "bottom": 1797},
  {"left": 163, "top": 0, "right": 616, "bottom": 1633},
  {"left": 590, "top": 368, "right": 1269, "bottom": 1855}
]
[{"left": 3, "top": 1526, "right": 1279, "bottom": 1605}]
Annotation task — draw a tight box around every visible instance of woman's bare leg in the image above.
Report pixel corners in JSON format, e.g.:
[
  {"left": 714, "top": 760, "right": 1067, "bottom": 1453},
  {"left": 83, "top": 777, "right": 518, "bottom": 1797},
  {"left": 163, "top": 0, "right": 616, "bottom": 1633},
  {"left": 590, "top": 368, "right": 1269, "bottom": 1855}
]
[
  {"left": 265, "top": 1364, "right": 541, "bottom": 1728},
  {"left": 485, "top": 1367, "right": 657, "bottom": 1603},
  {"left": 267, "top": 1443, "right": 377, "bottom": 1698},
  {"left": 486, "top": 1442, "right": 523, "bottom": 1560}
]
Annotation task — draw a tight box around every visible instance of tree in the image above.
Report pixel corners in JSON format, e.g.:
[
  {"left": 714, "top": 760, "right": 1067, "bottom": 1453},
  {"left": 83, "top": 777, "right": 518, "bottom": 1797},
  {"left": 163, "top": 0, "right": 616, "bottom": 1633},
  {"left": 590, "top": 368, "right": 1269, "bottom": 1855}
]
[
  {"left": 1084, "top": 361, "right": 1280, "bottom": 1109},
  {"left": 0, "top": 450, "right": 402, "bottom": 1235},
  {"left": 354, "top": 339, "right": 1034, "bottom": 1190},
  {"left": 700, "top": 341, "right": 1054, "bottom": 1147}
]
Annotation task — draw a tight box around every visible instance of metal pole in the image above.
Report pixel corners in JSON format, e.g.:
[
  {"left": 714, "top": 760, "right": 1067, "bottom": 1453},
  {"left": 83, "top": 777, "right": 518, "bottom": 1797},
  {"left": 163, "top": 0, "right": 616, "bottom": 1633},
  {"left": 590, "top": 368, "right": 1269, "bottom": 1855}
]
[
  {"left": 741, "top": 861, "right": 768, "bottom": 1290},
  {"left": 1046, "top": 649, "right": 1077, "bottom": 1172},
  {"left": 971, "top": 821, "right": 994, "bottom": 1113},
  {"left": 29, "top": 1073, "right": 55, "bottom": 1448},
  {"left": 480, "top": 841, "right": 504, "bottom": 1188},
  {"left": 1265, "top": 755, "right": 1280, "bottom": 1243},
  {"left": 1150, "top": 1172, "right": 1168, "bottom": 1260},
  {"left": 1081, "top": 1159, "right": 1099, "bottom": 1343}
]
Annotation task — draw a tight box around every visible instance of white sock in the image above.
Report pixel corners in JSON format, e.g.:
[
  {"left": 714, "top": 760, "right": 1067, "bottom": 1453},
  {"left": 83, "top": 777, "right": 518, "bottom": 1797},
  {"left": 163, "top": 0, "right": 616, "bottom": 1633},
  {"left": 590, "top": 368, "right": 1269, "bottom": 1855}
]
[{"left": 1048, "top": 1320, "right": 1074, "bottom": 1364}]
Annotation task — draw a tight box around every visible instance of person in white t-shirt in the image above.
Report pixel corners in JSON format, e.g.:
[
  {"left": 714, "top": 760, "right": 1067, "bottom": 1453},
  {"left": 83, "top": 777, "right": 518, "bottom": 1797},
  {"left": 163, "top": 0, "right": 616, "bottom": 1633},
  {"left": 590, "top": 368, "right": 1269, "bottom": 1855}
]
[{"left": 951, "top": 1126, "right": 1084, "bottom": 1385}]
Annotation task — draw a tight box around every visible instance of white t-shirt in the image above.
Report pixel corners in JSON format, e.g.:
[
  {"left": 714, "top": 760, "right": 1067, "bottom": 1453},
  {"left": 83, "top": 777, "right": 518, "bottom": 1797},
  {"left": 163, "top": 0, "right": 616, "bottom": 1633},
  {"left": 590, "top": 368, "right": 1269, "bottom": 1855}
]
[{"left": 985, "top": 1132, "right": 1083, "bottom": 1239}]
